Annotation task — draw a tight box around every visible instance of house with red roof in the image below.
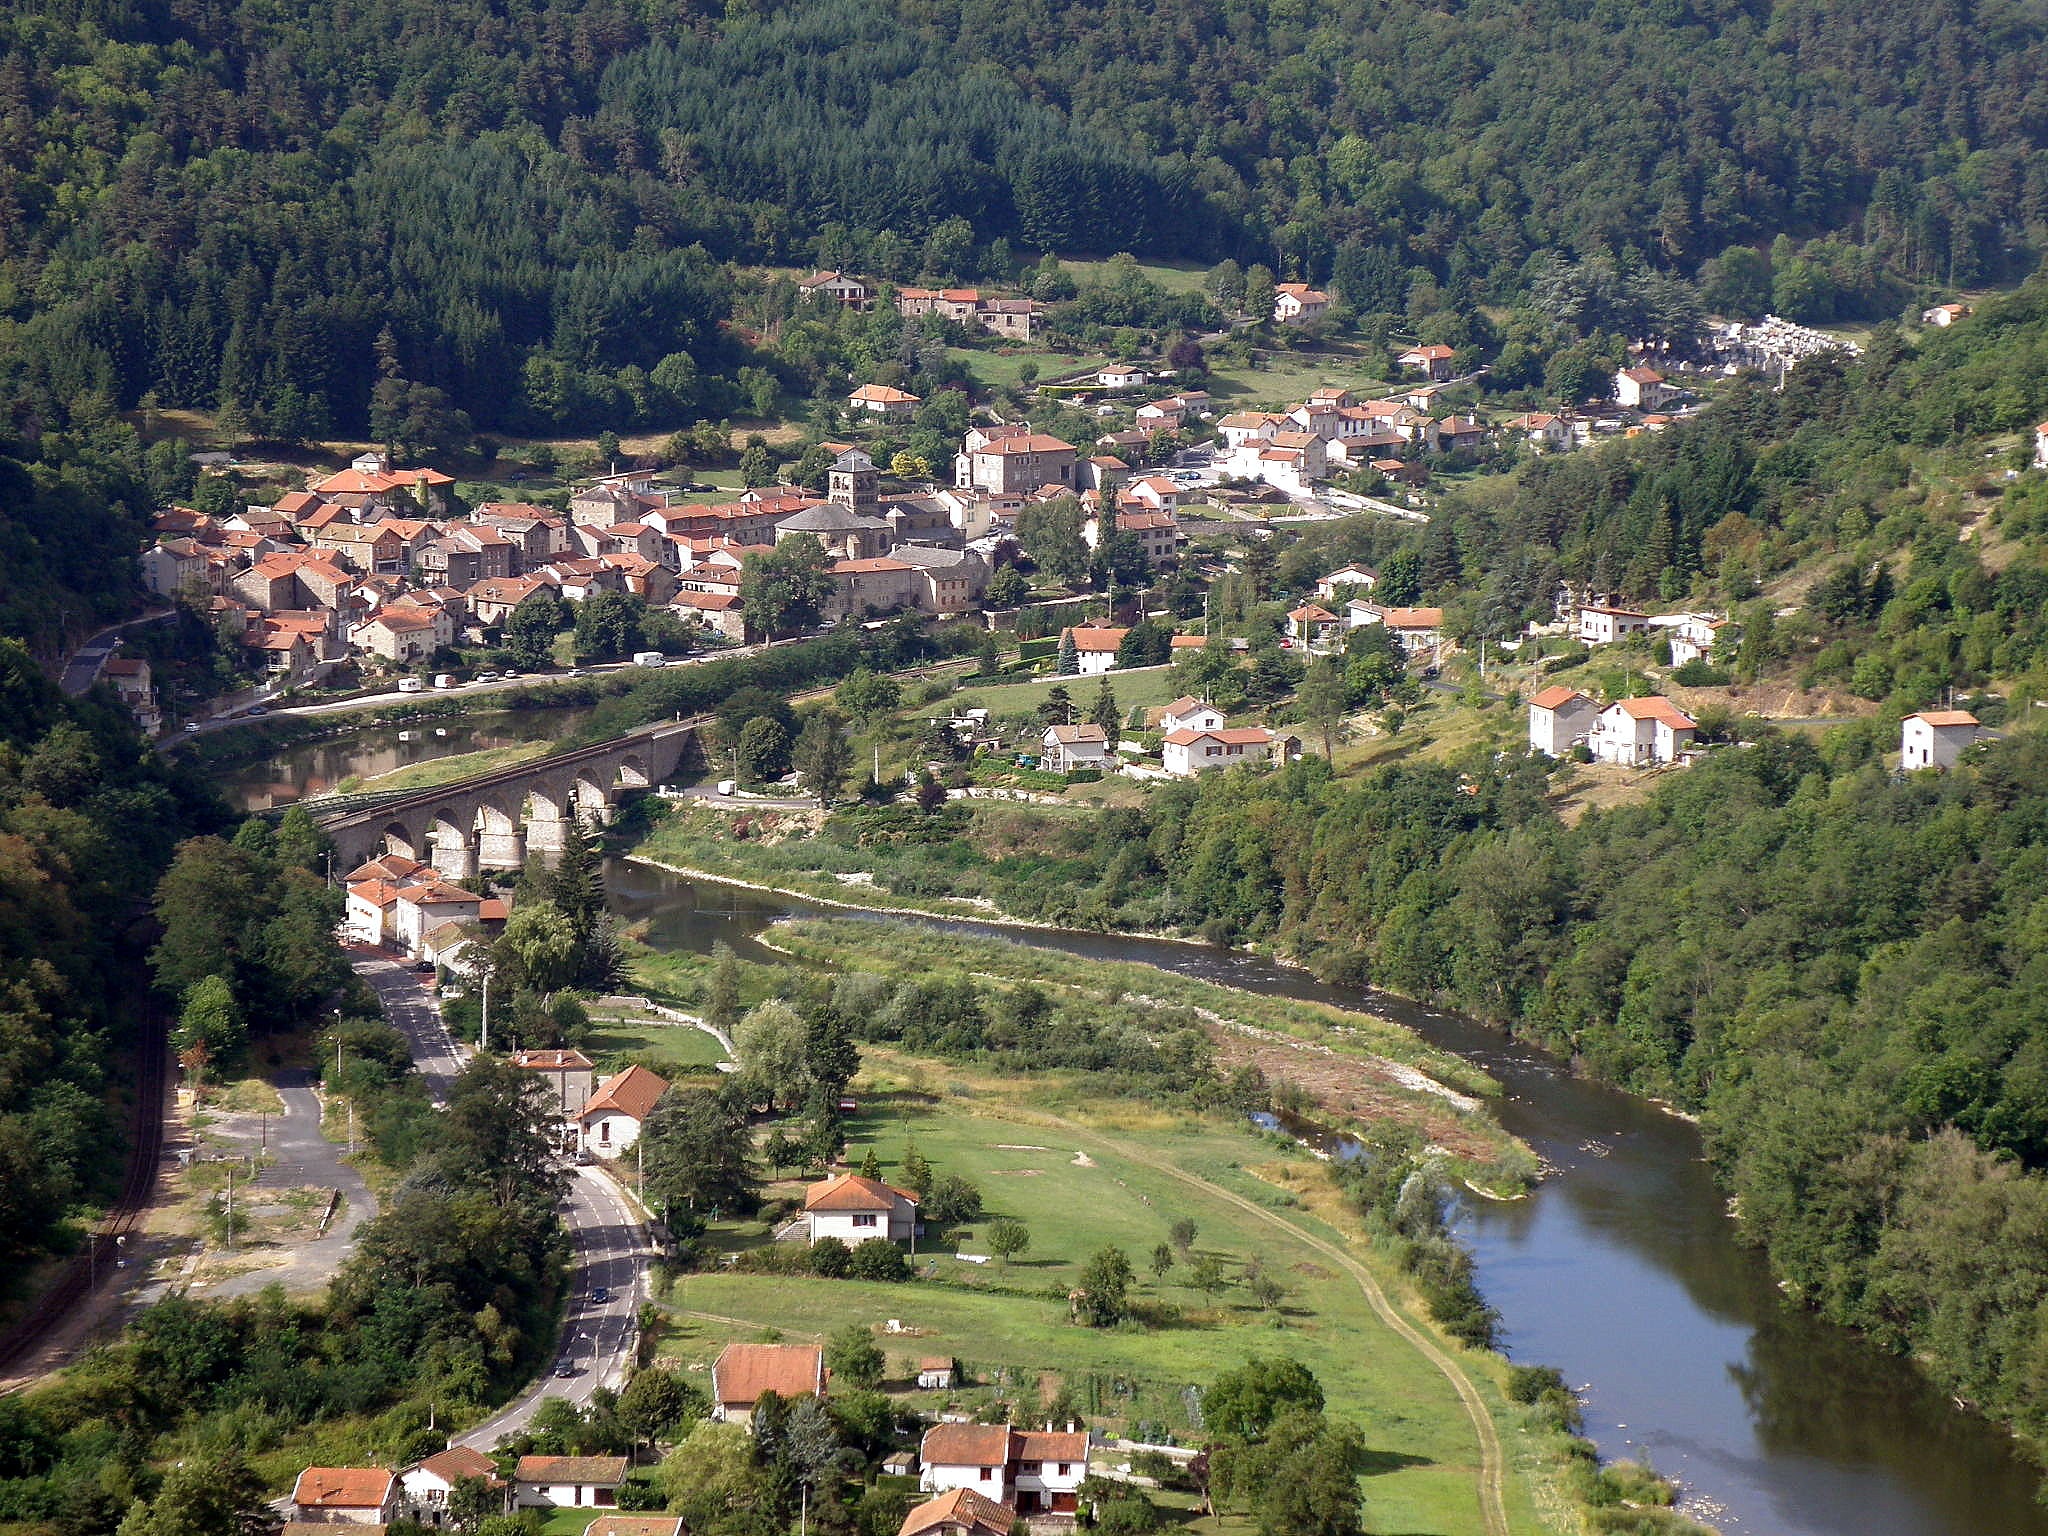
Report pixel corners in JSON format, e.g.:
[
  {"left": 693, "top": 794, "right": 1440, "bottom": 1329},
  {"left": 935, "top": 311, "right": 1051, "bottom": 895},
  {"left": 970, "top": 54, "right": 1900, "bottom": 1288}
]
[
  {"left": 1287, "top": 602, "right": 1342, "bottom": 652},
  {"left": 1901, "top": 709, "right": 1980, "bottom": 771},
  {"left": 1527, "top": 686, "right": 1600, "bottom": 756},
  {"left": 800, "top": 271, "right": 871, "bottom": 307},
  {"left": 898, "top": 1488, "right": 1013, "bottom": 1536},
  {"left": 1576, "top": 603, "right": 1650, "bottom": 646},
  {"left": 291, "top": 1468, "right": 398, "bottom": 1525},
  {"left": 512, "top": 1457, "right": 628, "bottom": 1510},
  {"left": 919, "top": 1422, "right": 1090, "bottom": 1516},
  {"left": 1590, "top": 695, "right": 1697, "bottom": 767},
  {"left": 1614, "top": 366, "right": 1671, "bottom": 411},
  {"left": 850, "top": 383, "right": 921, "bottom": 419},
  {"left": 1059, "top": 623, "right": 1127, "bottom": 676},
  {"left": 1397, "top": 343, "right": 1457, "bottom": 382},
  {"left": 398, "top": 1447, "right": 503, "bottom": 1525},
  {"left": 1161, "top": 726, "right": 1281, "bottom": 778},
  {"left": 710, "top": 1343, "right": 827, "bottom": 1425},
  {"left": 803, "top": 1172, "right": 919, "bottom": 1243},
  {"left": 1272, "top": 283, "right": 1329, "bottom": 325},
  {"left": 576, "top": 1064, "right": 669, "bottom": 1159}
]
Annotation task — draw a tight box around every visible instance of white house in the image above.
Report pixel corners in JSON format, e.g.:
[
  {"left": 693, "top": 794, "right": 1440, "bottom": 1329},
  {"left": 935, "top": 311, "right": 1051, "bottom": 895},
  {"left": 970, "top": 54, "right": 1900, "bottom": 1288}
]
[
  {"left": 2036, "top": 419, "right": 2048, "bottom": 470},
  {"left": 1272, "top": 283, "right": 1329, "bottom": 325},
  {"left": 1654, "top": 612, "right": 1731, "bottom": 667},
  {"left": 399, "top": 1447, "right": 502, "bottom": 1526},
  {"left": 1589, "top": 696, "right": 1697, "bottom": 767},
  {"left": 1527, "top": 686, "right": 1600, "bottom": 756},
  {"left": 1314, "top": 564, "right": 1378, "bottom": 601},
  {"left": 1041, "top": 723, "right": 1111, "bottom": 773},
  {"left": 1158, "top": 696, "right": 1225, "bottom": 735},
  {"left": 1287, "top": 603, "right": 1343, "bottom": 652},
  {"left": 801, "top": 271, "right": 871, "bottom": 307},
  {"left": 1502, "top": 412, "right": 1571, "bottom": 450},
  {"left": 1921, "top": 302, "right": 1969, "bottom": 327},
  {"left": 916, "top": 1357, "right": 956, "bottom": 1390},
  {"left": 849, "top": 384, "right": 921, "bottom": 419},
  {"left": 1901, "top": 709, "right": 1980, "bottom": 770},
  {"left": 1061, "top": 624, "right": 1126, "bottom": 675},
  {"left": 1614, "top": 367, "right": 1671, "bottom": 410},
  {"left": 710, "top": 1343, "right": 827, "bottom": 1425},
  {"left": 575, "top": 1064, "right": 668, "bottom": 1159},
  {"left": 1162, "top": 726, "right": 1278, "bottom": 777},
  {"left": 1577, "top": 604, "right": 1651, "bottom": 645},
  {"left": 511, "top": 1048, "right": 596, "bottom": 1121},
  {"left": 1396, "top": 344, "right": 1456, "bottom": 382},
  {"left": 1097, "top": 364, "right": 1150, "bottom": 390},
  {"left": 511, "top": 1457, "right": 627, "bottom": 1510},
  {"left": 919, "top": 1423, "right": 1090, "bottom": 1517},
  {"left": 802, "top": 1172, "right": 919, "bottom": 1243},
  {"left": 392, "top": 879, "right": 484, "bottom": 958},
  {"left": 291, "top": 1469, "right": 398, "bottom": 1525},
  {"left": 1351, "top": 603, "right": 1444, "bottom": 654}
]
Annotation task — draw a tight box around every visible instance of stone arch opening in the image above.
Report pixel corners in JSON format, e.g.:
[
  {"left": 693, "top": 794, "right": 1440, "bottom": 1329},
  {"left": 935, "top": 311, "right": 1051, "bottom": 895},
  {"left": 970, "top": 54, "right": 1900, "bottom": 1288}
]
[
  {"left": 476, "top": 793, "right": 526, "bottom": 871},
  {"left": 572, "top": 772, "right": 612, "bottom": 830},
  {"left": 615, "top": 753, "right": 650, "bottom": 790},
  {"left": 379, "top": 820, "right": 423, "bottom": 862}
]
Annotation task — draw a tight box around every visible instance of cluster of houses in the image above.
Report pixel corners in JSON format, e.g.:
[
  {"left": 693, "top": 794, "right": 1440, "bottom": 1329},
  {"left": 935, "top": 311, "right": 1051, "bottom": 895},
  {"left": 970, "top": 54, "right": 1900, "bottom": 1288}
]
[
  {"left": 1034, "top": 678, "right": 1298, "bottom": 780},
  {"left": 798, "top": 272, "right": 1049, "bottom": 341},
  {"left": 285, "top": 1453, "right": 656, "bottom": 1532},
  {"left": 343, "top": 852, "right": 509, "bottom": 967}
]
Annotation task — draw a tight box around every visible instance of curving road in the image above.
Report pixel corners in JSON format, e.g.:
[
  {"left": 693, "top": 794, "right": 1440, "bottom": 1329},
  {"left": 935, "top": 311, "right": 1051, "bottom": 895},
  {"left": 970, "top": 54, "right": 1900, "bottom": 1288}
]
[{"left": 455, "top": 1166, "right": 648, "bottom": 1448}]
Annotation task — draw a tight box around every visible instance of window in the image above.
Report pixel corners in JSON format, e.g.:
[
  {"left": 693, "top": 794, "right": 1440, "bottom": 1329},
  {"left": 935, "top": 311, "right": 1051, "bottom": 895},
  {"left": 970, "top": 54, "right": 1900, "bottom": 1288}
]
[
  {"left": 980, "top": 1467, "right": 994, "bottom": 1481},
  {"left": 598, "top": 1120, "right": 611, "bottom": 1145},
  {"left": 853, "top": 1213, "right": 877, "bottom": 1228},
  {"left": 1057, "top": 1463, "right": 1071, "bottom": 1476}
]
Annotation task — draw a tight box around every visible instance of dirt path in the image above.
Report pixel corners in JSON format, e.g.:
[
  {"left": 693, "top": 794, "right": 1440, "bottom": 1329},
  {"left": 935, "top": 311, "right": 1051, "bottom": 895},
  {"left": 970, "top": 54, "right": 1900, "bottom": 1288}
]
[{"left": 1028, "top": 1110, "right": 1511, "bottom": 1536}]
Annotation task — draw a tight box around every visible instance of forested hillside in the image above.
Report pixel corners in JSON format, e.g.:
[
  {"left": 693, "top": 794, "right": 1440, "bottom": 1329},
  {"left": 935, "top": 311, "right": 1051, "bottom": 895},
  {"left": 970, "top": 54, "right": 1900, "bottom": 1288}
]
[
  {"left": 6, "top": 0, "right": 2048, "bottom": 446},
  {"left": 0, "top": 642, "right": 216, "bottom": 1266}
]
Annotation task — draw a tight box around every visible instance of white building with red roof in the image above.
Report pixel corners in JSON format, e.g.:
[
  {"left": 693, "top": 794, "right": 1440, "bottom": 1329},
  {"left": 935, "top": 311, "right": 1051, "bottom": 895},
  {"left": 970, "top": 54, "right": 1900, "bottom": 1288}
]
[
  {"left": 1162, "top": 726, "right": 1280, "bottom": 777},
  {"left": 1272, "top": 283, "right": 1329, "bottom": 325},
  {"left": 1527, "top": 686, "right": 1599, "bottom": 756},
  {"left": 1614, "top": 365, "right": 1671, "bottom": 411},
  {"left": 802, "top": 1172, "right": 919, "bottom": 1243},
  {"left": 1590, "top": 695, "right": 1697, "bottom": 767},
  {"left": 1577, "top": 603, "right": 1651, "bottom": 646},
  {"left": 898, "top": 1487, "right": 1013, "bottom": 1536},
  {"left": 918, "top": 1422, "right": 1090, "bottom": 1516},
  {"left": 850, "top": 383, "right": 921, "bottom": 419},
  {"left": 1040, "top": 723, "right": 1110, "bottom": 774},
  {"left": 576, "top": 1064, "right": 669, "bottom": 1159},
  {"left": 1901, "top": 709, "right": 1980, "bottom": 771},
  {"left": 1060, "top": 623, "right": 1127, "bottom": 676},
  {"left": 956, "top": 431, "right": 1077, "bottom": 495}
]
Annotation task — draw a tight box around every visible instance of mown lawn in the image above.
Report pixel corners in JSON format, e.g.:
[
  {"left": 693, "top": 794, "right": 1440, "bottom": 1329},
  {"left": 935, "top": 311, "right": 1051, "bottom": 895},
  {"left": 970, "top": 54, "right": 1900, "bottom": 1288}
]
[
  {"left": 946, "top": 664, "right": 1182, "bottom": 717},
  {"left": 658, "top": 1082, "right": 1558, "bottom": 1536}
]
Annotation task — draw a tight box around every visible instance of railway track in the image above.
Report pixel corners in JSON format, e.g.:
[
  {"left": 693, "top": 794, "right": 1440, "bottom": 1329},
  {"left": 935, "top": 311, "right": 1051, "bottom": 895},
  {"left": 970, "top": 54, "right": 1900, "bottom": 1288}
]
[{"left": 0, "top": 1012, "right": 168, "bottom": 1380}]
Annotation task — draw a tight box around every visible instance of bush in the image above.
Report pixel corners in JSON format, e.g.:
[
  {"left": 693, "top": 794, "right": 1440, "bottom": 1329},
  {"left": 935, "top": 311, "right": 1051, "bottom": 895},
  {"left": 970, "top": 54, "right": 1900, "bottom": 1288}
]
[
  {"left": 920, "top": 1175, "right": 984, "bottom": 1226},
  {"left": 1671, "top": 658, "right": 1731, "bottom": 687},
  {"left": 849, "top": 1237, "right": 912, "bottom": 1281},
  {"left": 810, "top": 1237, "right": 852, "bottom": 1277}
]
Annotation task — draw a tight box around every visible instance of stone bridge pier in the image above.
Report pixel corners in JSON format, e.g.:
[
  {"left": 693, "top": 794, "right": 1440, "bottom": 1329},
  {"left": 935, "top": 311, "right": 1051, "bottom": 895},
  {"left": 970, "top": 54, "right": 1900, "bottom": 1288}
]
[{"left": 318, "top": 720, "right": 697, "bottom": 883}]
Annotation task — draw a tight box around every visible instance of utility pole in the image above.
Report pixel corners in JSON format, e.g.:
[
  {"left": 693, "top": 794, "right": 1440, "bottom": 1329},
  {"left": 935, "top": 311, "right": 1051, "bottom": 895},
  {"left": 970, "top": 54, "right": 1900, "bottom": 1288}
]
[
  {"left": 480, "top": 970, "right": 490, "bottom": 1053},
  {"left": 225, "top": 1163, "right": 235, "bottom": 1252}
]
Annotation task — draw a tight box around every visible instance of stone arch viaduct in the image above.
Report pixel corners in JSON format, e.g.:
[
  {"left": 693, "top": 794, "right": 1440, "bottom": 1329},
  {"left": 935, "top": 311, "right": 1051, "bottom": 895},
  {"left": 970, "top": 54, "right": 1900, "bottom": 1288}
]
[{"left": 315, "top": 718, "right": 700, "bottom": 882}]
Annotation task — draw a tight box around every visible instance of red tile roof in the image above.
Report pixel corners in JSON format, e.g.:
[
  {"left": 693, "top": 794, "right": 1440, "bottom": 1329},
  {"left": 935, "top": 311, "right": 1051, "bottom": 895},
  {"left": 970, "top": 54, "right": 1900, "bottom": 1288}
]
[
  {"left": 513, "top": 1456, "right": 628, "bottom": 1487},
  {"left": 1063, "top": 624, "right": 1126, "bottom": 653},
  {"left": 1907, "top": 709, "right": 1979, "bottom": 727},
  {"left": 712, "top": 1343, "right": 825, "bottom": 1406},
  {"left": 804, "top": 1173, "right": 916, "bottom": 1212},
  {"left": 577, "top": 1064, "right": 669, "bottom": 1124},
  {"left": 920, "top": 1423, "right": 1016, "bottom": 1467},
  {"left": 293, "top": 1469, "right": 394, "bottom": 1510},
  {"left": 1529, "top": 686, "right": 1590, "bottom": 710},
  {"left": 899, "top": 1488, "right": 1013, "bottom": 1536},
  {"left": 1613, "top": 696, "right": 1697, "bottom": 729},
  {"left": 413, "top": 1447, "right": 500, "bottom": 1485}
]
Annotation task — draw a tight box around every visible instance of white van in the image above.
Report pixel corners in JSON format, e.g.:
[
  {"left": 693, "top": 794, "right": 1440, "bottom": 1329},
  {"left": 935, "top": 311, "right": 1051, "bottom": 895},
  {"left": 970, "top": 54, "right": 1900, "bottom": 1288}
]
[
  {"left": 432, "top": 674, "right": 454, "bottom": 690},
  {"left": 633, "top": 651, "right": 666, "bottom": 667},
  {"left": 397, "top": 677, "right": 424, "bottom": 693}
]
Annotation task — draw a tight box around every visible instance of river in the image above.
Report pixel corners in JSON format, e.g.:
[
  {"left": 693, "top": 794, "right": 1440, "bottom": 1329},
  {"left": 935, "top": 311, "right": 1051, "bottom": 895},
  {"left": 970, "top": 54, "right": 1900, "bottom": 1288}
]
[
  {"left": 212, "top": 706, "right": 596, "bottom": 811},
  {"left": 226, "top": 723, "right": 2048, "bottom": 1536}
]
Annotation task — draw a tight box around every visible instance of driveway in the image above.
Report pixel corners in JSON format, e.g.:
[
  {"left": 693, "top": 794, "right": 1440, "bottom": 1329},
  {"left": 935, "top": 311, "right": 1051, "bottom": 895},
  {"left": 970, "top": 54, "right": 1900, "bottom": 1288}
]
[
  {"left": 201, "top": 1069, "right": 378, "bottom": 1299},
  {"left": 453, "top": 1166, "right": 648, "bottom": 1448},
  {"left": 58, "top": 610, "right": 173, "bottom": 696},
  {"left": 351, "top": 950, "right": 467, "bottom": 1105}
]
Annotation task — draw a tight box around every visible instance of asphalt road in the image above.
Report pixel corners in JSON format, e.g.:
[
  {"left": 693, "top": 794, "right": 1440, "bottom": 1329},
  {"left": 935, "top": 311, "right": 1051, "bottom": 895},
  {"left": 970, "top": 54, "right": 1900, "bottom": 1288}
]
[
  {"left": 454, "top": 1165, "right": 647, "bottom": 1448},
  {"left": 58, "top": 610, "right": 173, "bottom": 696},
  {"left": 204, "top": 1069, "right": 379, "bottom": 1300},
  {"left": 350, "top": 949, "right": 468, "bottom": 1105}
]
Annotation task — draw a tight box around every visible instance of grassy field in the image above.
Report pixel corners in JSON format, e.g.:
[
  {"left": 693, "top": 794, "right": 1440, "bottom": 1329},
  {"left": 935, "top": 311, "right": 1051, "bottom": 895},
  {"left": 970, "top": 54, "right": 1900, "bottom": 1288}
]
[
  {"left": 580, "top": 1012, "right": 730, "bottom": 1077},
  {"left": 954, "top": 347, "right": 1111, "bottom": 390},
  {"left": 657, "top": 1070, "right": 1566, "bottom": 1536},
  {"left": 1064, "top": 258, "right": 1212, "bottom": 295},
  {"left": 947, "top": 663, "right": 1183, "bottom": 717},
  {"left": 1203, "top": 345, "right": 1395, "bottom": 409},
  {"left": 341, "top": 739, "right": 552, "bottom": 795}
]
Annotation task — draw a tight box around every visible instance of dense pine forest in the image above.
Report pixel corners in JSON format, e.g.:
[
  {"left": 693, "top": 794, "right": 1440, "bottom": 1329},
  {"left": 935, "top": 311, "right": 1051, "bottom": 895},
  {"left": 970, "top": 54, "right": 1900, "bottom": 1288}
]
[{"left": 5, "top": 0, "right": 2048, "bottom": 449}]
